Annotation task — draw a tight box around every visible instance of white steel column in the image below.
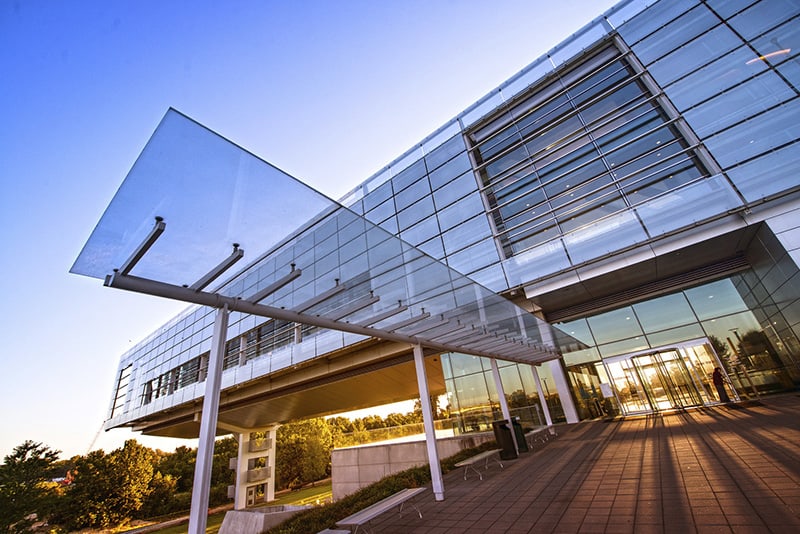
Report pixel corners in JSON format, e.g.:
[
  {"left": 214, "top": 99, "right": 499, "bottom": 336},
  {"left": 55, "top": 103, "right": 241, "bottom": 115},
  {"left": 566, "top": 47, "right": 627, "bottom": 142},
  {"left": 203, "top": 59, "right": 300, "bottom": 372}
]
[
  {"left": 531, "top": 365, "right": 554, "bottom": 427},
  {"left": 413, "top": 344, "right": 444, "bottom": 501},
  {"left": 234, "top": 432, "right": 247, "bottom": 510},
  {"left": 547, "top": 359, "right": 579, "bottom": 423},
  {"left": 490, "top": 358, "right": 518, "bottom": 453},
  {"left": 189, "top": 304, "right": 229, "bottom": 534}
]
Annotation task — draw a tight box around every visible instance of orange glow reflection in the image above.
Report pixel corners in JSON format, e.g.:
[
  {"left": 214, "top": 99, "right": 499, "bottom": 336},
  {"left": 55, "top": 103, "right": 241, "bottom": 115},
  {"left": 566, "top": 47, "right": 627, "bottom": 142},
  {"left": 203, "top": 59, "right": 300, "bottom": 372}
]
[{"left": 746, "top": 48, "right": 792, "bottom": 65}]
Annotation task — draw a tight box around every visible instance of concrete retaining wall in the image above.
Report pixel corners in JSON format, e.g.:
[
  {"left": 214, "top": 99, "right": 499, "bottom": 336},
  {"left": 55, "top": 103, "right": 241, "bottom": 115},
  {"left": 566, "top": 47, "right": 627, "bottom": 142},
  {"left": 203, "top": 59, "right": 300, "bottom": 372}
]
[{"left": 331, "top": 433, "right": 494, "bottom": 500}]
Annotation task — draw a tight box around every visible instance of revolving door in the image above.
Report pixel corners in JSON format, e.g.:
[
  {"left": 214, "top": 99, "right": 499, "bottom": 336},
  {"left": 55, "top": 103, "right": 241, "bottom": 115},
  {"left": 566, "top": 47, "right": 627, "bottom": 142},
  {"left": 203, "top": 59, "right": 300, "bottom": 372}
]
[{"left": 603, "top": 339, "right": 736, "bottom": 415}]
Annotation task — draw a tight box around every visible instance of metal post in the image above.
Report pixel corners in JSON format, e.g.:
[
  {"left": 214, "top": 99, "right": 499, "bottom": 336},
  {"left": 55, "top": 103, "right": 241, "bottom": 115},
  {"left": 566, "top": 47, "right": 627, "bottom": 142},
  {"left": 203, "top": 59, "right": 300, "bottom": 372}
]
[
  {"left": 548, "top": 359, "right": 579, "bottom": 423},
  {"left": 188, "top": 304, "right": 229, "bottom": 534},
  {"left": 234, "top": 432, "right": 247, "bottom": 510},
  {"left": 531, "top": 365, "right": 554, "bottom": 430},
  {"left": 413, "top": 344, "right": 444, "bottom": 501},
  {"left": 490, "top": 358, "right": 518, "bottom": 453}
]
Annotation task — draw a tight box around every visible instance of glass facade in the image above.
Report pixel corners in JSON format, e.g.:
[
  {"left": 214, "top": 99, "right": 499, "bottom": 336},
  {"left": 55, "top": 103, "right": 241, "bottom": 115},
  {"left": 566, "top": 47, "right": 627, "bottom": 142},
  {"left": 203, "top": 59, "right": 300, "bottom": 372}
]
[
  {"left": 99, "top": 0, "right": 800, "bottom": 434},
  {"left": 559, "top": 275, "right": 800, "bottom": 418}
]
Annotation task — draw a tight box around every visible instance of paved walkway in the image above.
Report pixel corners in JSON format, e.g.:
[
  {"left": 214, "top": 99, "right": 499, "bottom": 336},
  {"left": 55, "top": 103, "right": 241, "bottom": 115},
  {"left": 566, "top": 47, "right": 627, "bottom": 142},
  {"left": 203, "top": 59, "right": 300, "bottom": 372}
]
[{"left": 368, "top": 394, "right": 800, "bottom": 533}]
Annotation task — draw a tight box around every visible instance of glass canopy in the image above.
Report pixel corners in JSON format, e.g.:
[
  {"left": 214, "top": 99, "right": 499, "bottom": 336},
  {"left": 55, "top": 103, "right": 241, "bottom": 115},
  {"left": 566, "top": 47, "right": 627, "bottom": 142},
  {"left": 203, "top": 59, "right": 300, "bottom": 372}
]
[{"left": 72, "top": 109, "right": 568, "bottom": 364}]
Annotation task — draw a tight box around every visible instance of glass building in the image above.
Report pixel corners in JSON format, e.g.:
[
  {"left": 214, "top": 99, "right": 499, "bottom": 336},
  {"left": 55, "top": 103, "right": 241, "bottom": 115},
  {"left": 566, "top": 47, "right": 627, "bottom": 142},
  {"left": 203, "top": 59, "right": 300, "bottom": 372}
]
[{"left": 77, "top": 0, "right": 800, "bottom": 507}]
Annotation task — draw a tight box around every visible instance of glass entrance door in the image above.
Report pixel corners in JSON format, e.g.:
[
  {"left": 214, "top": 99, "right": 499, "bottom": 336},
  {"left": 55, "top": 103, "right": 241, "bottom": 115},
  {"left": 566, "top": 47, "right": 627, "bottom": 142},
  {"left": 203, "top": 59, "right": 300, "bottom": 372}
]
[{"left": 603, "top": 339, "right": 732, "bottom": 415}]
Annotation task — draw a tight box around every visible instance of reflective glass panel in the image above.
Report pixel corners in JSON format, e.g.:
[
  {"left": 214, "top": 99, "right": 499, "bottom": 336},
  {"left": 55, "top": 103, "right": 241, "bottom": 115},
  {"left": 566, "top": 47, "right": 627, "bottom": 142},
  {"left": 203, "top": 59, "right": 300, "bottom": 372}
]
[
  {"left": 686, "top": 279, "right": 749, "bottom": 320},
  {"left": 633, "top": 293, "right": 696, "bottom": 332},
  {"left": 74, "top": 109, "right": 567, "bottom": 368},
  {"left": 587, "top": 306, "right": 645, "bottom": 345}
]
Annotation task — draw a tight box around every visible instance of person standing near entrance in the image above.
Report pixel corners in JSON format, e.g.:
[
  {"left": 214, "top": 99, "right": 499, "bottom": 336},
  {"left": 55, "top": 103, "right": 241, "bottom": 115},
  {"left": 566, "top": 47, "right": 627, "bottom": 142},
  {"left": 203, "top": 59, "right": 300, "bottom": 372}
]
[{"left": 713, "top": 367, "right": 730, "bottom": 403}]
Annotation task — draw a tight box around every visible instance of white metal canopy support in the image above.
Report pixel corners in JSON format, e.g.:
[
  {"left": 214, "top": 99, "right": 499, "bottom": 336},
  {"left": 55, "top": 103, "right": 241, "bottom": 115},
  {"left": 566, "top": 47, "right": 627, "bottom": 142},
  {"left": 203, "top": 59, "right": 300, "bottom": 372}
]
[
  {"left": 531, "top": 364, "right": 554, "bottom": 429},
  {"left": 105, "top": 272, "right": 558, "bottom": 363},
  {"left": 188, "top": 304, "right": 229, "bottom": 534},
  {"left": 490, "top": 358, "right": 518, "bottom": 454},
  {"left": 189, "top": 244, "right": 244, "bottom": 291},
  {"left": 413, "top": 344, "right": 444, "bottom": 501}
]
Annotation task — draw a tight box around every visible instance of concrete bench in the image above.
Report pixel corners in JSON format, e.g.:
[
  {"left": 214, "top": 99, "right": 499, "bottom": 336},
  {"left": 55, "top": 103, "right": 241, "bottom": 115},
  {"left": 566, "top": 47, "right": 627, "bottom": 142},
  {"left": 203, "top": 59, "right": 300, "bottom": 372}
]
[
  {"left": 335, "top": 487, "right": 426, "bottom": 533},
  {"left": 454, "top": 448, "right": 504, "bottom": 480}
]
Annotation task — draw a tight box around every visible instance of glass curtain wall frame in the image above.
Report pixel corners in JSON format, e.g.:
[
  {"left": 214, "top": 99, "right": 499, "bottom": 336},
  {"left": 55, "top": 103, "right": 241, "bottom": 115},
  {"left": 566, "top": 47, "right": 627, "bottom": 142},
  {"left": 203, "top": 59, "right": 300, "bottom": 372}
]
[
  {"left": 464, "top": 38, "right": 713, "bottom": 264},
  {"left": 441, "top": 352, "right": 552, "bottom": 432}
]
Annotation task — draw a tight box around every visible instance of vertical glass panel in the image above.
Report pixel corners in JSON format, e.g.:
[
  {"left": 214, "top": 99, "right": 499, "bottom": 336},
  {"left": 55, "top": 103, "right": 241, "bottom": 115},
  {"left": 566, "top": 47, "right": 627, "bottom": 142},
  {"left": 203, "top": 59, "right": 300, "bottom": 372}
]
[
  {"left": 394, "top": 177, "right": 432, "bottom": 211},
  {"left": 447, "top": 239, "right": 500, "bottom": 275},
  {"left": 686, "top": 279, "right": 749, "bottom": 320},
  {"left": 703, "top": 98, "right": 800, "bottom": 168},
  {"left": 417, "top": 236, "right": 445, "bottom": 260},
  {"left": 396, "top": 195, "right": 434, "bottom": 231},
  {"left": 422, "top": 122, "right": 461, "bottom": 158},
  {"left": 617, "top": 0, "right": 700, "bottom": 46},
  {"left": 705, "top": 0, "right": 758, "bottom": 19},
  {"left": 728, "top": 0, "right": 800, "bottom": 40},
  {"left": 648, "top": 24, "right": 742, "bottom": 87},
  {"left": 437, "top": 194, "right": 485, "bottom": 231},
  {"left": 726, "top": 141, "right": 800, "bottom": 201},
  {"left": 502, "top": 240, "right": 570, "bottom": 285},
  {"left": 683, "top": 72, "right": 796, "bottom": 138},
  {"left": 392, "top": 159, "right": 427, "bottom": 192},
  {"left": 633, "top": 292, "right": 696, "bottom": 332},
  {"left": 448, "top": 352, "right": 486, "bottom": 376},
  {"left": 363, "top": 169, "right": 391, "bottom": 194},
  {"left": 364, "top": 196, "right": 396, "bottom": 226},
  {"left": 636, "top": 175, "right": 742, "bottom": 237},
  {"left": 362, "top": 179, "right": 394, "bottom": 212},
  {"left": 499, "top": 365, "right": 525, "bottom": 399},
  {"left": 597, "top": 337, "right": 650, "bottom": 358},
  {"left": 750, "top": 18, "right": 800, "bottom": 86},
  {"left": 665, "top": 45, "right": 767, "bottom": 111},
  {"left": 424, "top": 133, "right": 466, "bottom": 171},
  {"left": 433, "top": 171, "right": 478, "bottom": 208},
  {"left": 441, "top": 215, "right": 493, "bottom": 256},
  {"left": 588, "top": 306, "right": 645, "bottom": 345},
  {"left": 468, "top": 263, "right": 509, "bottom": 293},
  {"left": 461, "top": 91, "right": 507, "bottom": 129},
  {"left": 554, "top": 317, "right": 596, "bottom": 347},
  {"left": 377, "top": 216, "right": 398, "bottom": 236},
  {"left": 500, "top": 60, "right": 554, "bottom": 103},
  {"left": 428, "top": 152, "right": 473, "bottom": 190},
  {"left": 400, "top": 216, "right": 441, "bottom": 246},
  {"left": 562, "top": 211, "right": 649, "bottom": 265},
  {"left": 548, "top": 23, "right": 611, "bottom": 69},
  {"left": 632, "top": 4, "right": 719, "bottom": 65},
  {"left": 606, "top": 0, "right": 652, "bottom": 30}
]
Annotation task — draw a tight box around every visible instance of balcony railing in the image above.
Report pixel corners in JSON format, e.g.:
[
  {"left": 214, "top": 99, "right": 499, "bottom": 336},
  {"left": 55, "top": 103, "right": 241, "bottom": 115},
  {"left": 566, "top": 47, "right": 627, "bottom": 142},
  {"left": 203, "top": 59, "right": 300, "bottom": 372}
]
[
  {"left": 247, "top": 466, "right": 270, "bottom": 483},
  {"left": 249, "top": 437, "right": 272, "bottom": 452}
]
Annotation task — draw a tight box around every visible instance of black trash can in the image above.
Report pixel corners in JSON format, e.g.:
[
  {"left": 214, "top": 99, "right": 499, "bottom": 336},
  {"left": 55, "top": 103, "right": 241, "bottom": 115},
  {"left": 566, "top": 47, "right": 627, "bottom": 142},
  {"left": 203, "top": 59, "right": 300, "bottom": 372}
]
[
  {"left": 512, "top": 417, "right": 529, "bottom": 453},
  {"left": 492, "top": 420, "right": 518, "bottom": 460}
]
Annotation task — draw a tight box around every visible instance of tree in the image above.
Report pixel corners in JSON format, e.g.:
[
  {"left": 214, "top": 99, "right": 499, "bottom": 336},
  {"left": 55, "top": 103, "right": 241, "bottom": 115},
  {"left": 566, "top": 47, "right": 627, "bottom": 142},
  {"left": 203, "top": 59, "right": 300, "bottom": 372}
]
[
  {"left": 158, "top": 445, "right": 196, "bottom": 492},
  {"left": 0, "top": 441, "right": 61, "bottom": 533},
  {"left": 211, "top": 436, "right": 238, "bottom": 488},
  {"left": 138, "top": 472, "right": 178, "bottom": 518},
  {"left": 276, "top": 418, "right": 332, "bottom": 490},
  {"left": 58, "top": 440, "right": 156, "bottom": 530}
]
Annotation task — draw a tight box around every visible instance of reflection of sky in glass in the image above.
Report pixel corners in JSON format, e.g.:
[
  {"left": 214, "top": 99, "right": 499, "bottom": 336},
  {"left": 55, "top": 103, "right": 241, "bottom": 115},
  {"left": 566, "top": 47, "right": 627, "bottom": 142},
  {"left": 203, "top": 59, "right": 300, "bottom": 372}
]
[
  {"left": 72, "top": 109, "right": 567, "bottom": 364},
  {"left": 71, "top": 109, "right": 332, "bottom": 286}
]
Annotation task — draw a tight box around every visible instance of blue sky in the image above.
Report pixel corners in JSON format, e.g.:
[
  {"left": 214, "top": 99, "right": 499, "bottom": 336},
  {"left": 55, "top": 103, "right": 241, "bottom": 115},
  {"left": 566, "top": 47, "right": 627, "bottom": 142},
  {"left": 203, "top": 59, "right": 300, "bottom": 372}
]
[{"left": 0, "top": 0, "right": 618, "bottom": 459}]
